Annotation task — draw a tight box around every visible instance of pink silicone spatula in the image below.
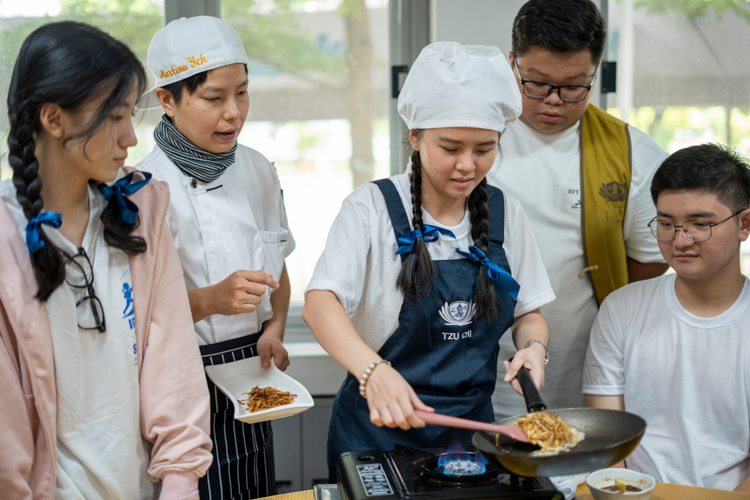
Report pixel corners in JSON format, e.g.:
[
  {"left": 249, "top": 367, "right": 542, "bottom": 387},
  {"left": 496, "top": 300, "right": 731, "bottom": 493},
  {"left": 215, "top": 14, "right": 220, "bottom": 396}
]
[{"left": 415, "top": 410, "right": 529, "bottom": 443}]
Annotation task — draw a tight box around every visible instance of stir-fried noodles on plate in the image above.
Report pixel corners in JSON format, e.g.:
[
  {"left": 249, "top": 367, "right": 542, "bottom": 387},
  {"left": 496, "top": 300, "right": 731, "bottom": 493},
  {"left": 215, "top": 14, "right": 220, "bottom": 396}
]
[{"left": 238, "top": 386, "right": 297, "bottom": 413}]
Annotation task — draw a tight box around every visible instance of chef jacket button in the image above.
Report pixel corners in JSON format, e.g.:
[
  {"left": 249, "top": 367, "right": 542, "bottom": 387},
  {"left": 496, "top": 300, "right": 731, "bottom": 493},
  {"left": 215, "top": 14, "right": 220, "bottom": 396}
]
[{"left": 190, "top": 178, "right": 198, "bottom": 189}]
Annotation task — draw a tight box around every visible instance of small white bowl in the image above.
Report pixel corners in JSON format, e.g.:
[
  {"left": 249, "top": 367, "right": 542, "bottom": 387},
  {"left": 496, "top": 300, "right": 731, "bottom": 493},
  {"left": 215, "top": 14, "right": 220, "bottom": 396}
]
[
  {"left": 586, "top": 468, "right": 656, "bottom": 500},
  {"left": 205, "top": 356, "right": 314, "bottom": 424}
]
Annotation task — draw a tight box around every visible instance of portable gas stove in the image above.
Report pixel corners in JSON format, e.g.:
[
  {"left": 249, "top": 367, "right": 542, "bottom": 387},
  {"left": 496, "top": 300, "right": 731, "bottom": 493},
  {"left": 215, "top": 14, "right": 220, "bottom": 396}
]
[{"left": 336, "top": 445, "right": 562, "bottom": 500}]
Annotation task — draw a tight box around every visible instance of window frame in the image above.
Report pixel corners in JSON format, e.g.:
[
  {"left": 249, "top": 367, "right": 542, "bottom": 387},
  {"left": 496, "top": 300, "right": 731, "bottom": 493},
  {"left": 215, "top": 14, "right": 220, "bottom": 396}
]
[
  {"left": 165, "top": 0, "right": 220, "bottom": 23},
  {"left": 388, "top": 0, "right": 430, "bottom": 175}
]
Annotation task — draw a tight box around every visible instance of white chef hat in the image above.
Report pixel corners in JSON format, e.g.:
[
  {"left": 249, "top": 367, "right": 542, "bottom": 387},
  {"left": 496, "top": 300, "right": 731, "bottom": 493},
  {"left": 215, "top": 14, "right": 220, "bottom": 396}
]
[
  {"left": 139, "top": 16, "right": 248, "bottom": 109},
  {"left": 397, "top": 42, "right": 522, "bottom": 133}
]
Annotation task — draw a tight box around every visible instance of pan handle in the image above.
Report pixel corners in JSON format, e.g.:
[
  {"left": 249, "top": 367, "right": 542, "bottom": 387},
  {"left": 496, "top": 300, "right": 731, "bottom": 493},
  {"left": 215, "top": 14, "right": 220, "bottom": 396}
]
[{"left": 517, "top": 366, "right": 547, "bottom": 413}]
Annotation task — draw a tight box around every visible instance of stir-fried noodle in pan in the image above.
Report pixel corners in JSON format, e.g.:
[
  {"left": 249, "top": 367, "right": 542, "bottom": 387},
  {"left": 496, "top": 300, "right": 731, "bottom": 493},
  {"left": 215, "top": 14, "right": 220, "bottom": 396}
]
[{"left": 498, "top": 411, "right": 584, "bottom": 454}]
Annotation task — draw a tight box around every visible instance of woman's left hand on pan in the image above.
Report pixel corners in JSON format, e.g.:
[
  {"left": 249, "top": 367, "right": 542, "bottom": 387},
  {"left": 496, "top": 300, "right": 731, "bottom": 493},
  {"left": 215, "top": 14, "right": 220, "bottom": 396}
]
[
  {"left": 257, "top": 333, "right": 290, "bottom": 371},
  {"left": 502, "top": 344, "right": 546, "bottom": 396}
]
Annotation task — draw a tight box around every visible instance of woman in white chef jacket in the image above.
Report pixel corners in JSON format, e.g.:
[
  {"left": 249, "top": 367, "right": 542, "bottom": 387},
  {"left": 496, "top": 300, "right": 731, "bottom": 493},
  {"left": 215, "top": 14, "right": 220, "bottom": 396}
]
[
  {"left": 303, "top": 42, "right": 555, "bottom": 481},
  {"left": 136, "top": 17, "right": 294, "bottom": 499}
]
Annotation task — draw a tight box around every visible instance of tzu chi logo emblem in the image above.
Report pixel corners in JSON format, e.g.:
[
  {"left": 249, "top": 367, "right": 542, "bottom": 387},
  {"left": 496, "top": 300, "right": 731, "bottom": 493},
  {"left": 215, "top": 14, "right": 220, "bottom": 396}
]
[{"left": 439, "top": 300, "right": 476, "bottom": 326}]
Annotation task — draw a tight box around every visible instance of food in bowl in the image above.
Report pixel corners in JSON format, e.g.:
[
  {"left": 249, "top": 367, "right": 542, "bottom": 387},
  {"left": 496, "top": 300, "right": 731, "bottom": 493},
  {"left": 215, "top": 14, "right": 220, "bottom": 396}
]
[
  {"left": 602, "top": 480, "right": 642, "bottom": 492},
  {"left": 504, "top": 410, "right": 584, "bottom": 454},
  {"left": 586, "top": 469, "right": 656, "bottom": 500},
  {"left": 238, "top": 386, "right": 296, "bottom": 413}
]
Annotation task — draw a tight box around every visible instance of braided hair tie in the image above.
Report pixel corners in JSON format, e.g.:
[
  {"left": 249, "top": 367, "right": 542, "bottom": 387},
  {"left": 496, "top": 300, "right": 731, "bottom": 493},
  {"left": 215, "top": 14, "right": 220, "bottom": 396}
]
[
  {"left": 25, "top": 212, "right": 62, "bottom": 255},
  {"left": 455, "top": 245, "right": 520, "bottom": 300},
  {"left": 396, "top": 225, "right": 456, "bottom": 255},
  {"left": 98, "top": 171, "right": 152, "bottom": 224}
]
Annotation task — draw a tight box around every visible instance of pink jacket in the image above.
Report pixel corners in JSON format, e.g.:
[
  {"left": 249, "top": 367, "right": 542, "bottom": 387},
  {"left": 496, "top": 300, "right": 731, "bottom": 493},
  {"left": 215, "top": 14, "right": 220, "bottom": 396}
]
[{"left": 0, "top": 169, "right": 213, "bottom": 499}]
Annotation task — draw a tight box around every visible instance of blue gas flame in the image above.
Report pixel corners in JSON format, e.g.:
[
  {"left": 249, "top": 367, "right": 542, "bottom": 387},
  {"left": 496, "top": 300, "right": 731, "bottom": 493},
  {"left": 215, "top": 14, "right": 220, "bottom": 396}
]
[{"left": 437, "top": 442, "right": 488, "bottom": 475}]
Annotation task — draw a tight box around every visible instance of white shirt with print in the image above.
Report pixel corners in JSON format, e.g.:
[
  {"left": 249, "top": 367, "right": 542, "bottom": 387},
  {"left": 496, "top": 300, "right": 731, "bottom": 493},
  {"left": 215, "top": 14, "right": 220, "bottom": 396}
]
[{"left": 487, "top": 117, "right": 667, "bottom": 417}]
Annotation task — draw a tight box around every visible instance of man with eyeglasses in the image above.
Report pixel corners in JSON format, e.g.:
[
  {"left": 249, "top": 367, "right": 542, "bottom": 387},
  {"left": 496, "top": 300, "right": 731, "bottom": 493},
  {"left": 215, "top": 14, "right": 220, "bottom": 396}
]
[
  {"left": 489, "top": 0, "right": 669, "bottom": 418},
  {"left": 583, "top": 143, "right": 750, "bottom": 492}
]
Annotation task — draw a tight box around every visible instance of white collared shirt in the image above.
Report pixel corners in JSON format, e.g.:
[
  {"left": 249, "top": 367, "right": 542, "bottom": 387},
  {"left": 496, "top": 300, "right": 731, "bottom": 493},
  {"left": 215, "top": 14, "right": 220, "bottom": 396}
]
[{"left": 137, "top": 144, "right": 295, "bottom": 346}]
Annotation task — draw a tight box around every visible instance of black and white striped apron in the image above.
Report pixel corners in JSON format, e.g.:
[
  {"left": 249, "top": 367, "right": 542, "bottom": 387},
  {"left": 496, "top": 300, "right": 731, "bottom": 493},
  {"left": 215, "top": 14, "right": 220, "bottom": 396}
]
[{"left": 199, "top": 331, "right": 276, "bottom": 500}]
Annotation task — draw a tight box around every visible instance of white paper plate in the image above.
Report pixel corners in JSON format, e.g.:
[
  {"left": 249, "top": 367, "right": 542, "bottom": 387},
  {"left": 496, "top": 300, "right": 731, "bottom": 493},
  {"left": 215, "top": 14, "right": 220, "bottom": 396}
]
[{"left": 205, "top": 356, "right": 314, "bottom": 424}]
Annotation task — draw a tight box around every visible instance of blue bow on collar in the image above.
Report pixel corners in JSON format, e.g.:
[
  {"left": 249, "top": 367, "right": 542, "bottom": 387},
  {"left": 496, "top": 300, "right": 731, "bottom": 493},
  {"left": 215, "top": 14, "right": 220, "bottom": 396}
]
[
  {"left": 98, "top": 172, "right": 152, "bottom": 224},
  {"left": 25, "top": 212, "right": 62, "bottom": 255},
  {"left": 455, "top": 245, "right": 520, "bottom": 301},
  {"left": 396, "top": 225, "right": 456, "bottom": 255}
]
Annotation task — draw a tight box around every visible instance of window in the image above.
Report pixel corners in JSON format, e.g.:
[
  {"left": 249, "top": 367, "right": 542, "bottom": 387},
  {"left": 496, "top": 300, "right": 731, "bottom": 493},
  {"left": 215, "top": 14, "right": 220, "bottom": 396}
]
[
  {"left": 223, "top": 0, "right": 390, "bottom": 302},
  {"left": 0, "top": 0, "right": 166, "bottom": 179},
  {"left": 605, "top": 0, "right": 750, "bottom": 273},
  {"left": 0, "top": 0, "right": 392, "bottom": 302}
]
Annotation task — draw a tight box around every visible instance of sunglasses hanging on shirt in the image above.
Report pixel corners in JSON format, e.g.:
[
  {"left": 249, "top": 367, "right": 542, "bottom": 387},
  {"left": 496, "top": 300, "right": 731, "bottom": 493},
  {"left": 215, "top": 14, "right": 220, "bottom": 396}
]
[{"left": 64, "top": 247, "right": 106, "bottom": 333}]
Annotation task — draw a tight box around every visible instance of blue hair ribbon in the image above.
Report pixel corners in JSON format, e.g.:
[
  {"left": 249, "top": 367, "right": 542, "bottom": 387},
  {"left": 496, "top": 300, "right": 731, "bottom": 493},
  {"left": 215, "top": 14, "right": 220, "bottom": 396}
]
[
  {"left": 396, "top": 225, "right": 456, "bottom": 255},
  {"left": 25, "top": 212, "right": 62, "bottom": 255},
  {"left": 455, "top": 245, "right": 520, "bottom": 301},
  {"left": 98, "top": 171, "right": 152, "bottom": 224}
]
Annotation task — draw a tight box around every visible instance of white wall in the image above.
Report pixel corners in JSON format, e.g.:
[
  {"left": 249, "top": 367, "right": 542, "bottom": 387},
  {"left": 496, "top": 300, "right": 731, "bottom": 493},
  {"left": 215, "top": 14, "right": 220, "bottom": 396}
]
[
  {"left": 429, "top": 0, "right": 604, "bottom": 104},
  {"left": 430, "top": 0, "right": 526, "bottom": 54},
  {"left": 430, "top": 0, "right": 602, "bottom": 56}
]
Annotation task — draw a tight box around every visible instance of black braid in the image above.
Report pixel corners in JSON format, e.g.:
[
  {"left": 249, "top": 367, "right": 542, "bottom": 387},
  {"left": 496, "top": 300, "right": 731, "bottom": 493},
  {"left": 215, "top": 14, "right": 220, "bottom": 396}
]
[
  {"left": 6, "top": 21, "right": 148, "bottom": 300},
  {"left": 397, "top": 149, "right": 436, "bottom": 301},
  {"left": 468, "top": 178, "right": 498, "bottom": 321},
  {"left": 411, "top": 151, "right": 426, "bottom": 234},
  {"left": 8, "top": 109, "right": 65, "bottom": 300},
  {"left": 100, "top": 196, "right": 146, "bottom": 255}
]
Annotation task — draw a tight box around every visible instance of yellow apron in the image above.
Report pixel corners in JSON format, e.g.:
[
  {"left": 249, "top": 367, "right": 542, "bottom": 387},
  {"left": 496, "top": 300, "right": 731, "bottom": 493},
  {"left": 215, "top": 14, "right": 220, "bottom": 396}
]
[{"left": 580, "top": 104, "right": 632, "bottom": 306}]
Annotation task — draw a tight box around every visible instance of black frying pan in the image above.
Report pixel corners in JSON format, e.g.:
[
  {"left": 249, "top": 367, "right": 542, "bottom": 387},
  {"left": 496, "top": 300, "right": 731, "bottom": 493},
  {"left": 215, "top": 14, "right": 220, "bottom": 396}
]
[{"left": 471, "top": 367, "right": 646, "bottom": 477}]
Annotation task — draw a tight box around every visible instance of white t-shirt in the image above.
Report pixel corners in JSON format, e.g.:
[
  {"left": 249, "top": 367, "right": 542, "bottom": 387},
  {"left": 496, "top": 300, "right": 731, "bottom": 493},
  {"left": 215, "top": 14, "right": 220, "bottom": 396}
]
[
  {"left": 583, "top": 274, "right": 750, "bottom": 491},
  {"left": 0, "top": 178, "right": 155, "bottom": 500},
  {"left": 305, "top": 174, "right": 555, "bottom": 353},
  {"left": 137, "top": 145, "right": 295, "bottom": 345},
  {"left": 488, "top": 116, "right": 667, "bottom": 417}
]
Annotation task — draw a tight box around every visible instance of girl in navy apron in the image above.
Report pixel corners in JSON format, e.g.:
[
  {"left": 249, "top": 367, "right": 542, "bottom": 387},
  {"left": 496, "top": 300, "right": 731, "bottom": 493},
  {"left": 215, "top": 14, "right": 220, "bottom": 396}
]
[{"left": 303, "top": 42, "right": 556, "bottom": 481}]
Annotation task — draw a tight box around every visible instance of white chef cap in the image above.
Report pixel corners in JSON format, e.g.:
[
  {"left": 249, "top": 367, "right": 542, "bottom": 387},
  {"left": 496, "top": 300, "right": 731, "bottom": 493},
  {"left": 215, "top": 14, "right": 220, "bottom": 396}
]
[{"left": 397, "top": 42, "right": 522, "bottom": 133}]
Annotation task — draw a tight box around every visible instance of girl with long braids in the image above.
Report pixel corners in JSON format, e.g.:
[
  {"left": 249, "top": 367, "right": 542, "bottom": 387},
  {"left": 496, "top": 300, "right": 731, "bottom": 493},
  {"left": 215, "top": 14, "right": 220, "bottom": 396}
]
[
  {"left": 303, "top": 42, "right": 555, "bottom": 479},
  {"left": 0, "top": 22, "right": 211, "bottom": 498}
]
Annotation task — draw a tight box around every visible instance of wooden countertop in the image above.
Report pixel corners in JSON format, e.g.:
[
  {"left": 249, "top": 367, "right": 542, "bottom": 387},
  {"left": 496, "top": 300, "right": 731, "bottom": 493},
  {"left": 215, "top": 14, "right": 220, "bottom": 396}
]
[
  {"left": 575, "top": 483, "right": 750, "bottom": 499},
  {"left": 263, "top": 483, "right": 750, "bottom": 500},
  {"left": 264, "top": 492, "right": 315, "bottom": 500}
]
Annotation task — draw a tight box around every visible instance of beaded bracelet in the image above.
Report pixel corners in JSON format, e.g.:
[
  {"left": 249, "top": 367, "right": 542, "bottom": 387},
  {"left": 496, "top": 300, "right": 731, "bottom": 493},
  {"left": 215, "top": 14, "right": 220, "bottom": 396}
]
[
  {"left": 524, "top": 339, "right": 549, "bottom": 366},
  {"left": 358, "top": 359, "right": 392, "bottom": 398}
]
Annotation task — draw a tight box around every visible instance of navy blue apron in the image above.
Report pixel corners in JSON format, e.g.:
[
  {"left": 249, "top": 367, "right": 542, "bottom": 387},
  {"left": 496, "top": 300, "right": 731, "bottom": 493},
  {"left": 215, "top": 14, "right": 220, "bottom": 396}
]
[
  {"left": 199, "top": 331, "right": 276, "bottom": 500},
  {"left": 326, "top": 179, "right": 517, "bottom": 481}
]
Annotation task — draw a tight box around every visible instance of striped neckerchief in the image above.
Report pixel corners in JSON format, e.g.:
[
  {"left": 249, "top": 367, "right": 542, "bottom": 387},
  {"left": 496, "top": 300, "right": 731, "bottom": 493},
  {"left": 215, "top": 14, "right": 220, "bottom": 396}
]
[{"left": 153, "top": 114, "right": 237, "bottom": 184}]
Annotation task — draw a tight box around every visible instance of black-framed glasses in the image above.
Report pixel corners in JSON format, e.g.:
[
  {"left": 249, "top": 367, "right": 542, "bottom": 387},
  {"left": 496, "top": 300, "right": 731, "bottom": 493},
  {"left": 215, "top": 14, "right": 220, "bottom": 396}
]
[
  {"left": 514, "top": 60, "right": 596, "bottom": 102},
  {"left": 648, "top": 210, "right": 745, "bottom": 242},
  {"left": 65, "top": 247, "right": 106, "bottom": 333}
]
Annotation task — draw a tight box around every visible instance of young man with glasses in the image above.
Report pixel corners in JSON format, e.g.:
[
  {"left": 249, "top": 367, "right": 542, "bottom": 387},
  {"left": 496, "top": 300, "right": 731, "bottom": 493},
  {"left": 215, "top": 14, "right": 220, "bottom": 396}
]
[
  {"left": 488, "top": 0, "right": 669, "bottom": 418},
  {"left": 583, "top": 143, "right": 750, "bottom": 492}
]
